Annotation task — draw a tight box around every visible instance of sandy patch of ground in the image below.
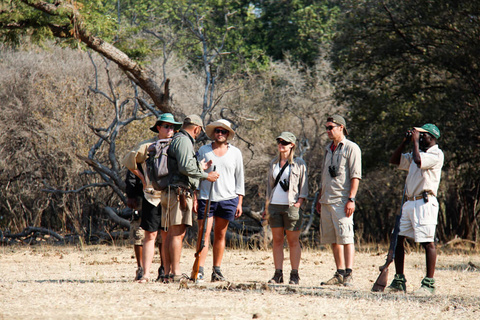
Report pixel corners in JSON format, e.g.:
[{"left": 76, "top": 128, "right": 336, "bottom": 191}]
[{"left": 0, "top": 244, "right": 478, "bottom": 319}]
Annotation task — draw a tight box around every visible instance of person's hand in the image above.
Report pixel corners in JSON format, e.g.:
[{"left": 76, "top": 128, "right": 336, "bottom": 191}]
[
  {"left": 294, "top": 202, "right": 302, "bottom": 208},
  {"left": 345, "top": 200, "right": 355, "bottom": 217},
  {"left": 206, "top": 170, "right": 220, "bottom": 182},
  {"left": 235, "top": 204, "right": 243, "bottom": 219},
  {"left": 411, "top": 128, "right": 420, "bottom": 143},
  {"left": 200, "top": 159, "right": 213, "bottom": 171},
  {"left": 126, "top": 197, "right": 138, "bottom": 209},
  {"left": 315, "top": 199, "right": 322, "bottom": 214},
  {"left": 193, "top": 199, "right": 198, "bottom": 214}
]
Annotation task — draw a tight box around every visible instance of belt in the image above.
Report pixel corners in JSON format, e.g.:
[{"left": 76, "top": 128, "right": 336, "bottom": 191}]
[{"left": 407, "top": 190, "right": 435, "bottom": 201}]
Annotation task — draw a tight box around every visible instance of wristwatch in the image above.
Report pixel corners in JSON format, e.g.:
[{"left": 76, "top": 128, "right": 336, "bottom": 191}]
[{"left": 348, "top": 197, "right": 355, "bottom": 202}]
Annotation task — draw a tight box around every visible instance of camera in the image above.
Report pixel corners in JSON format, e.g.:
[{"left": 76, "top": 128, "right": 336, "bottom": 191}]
[
  {"left": 328, "top": 165, "right": 338, "bottom": 178},
  {"left": 279, "top": 179, "right": 290, "bottom": 192},
  {"left": 132, "top": 210, "right": 141, "bottom": 221}
]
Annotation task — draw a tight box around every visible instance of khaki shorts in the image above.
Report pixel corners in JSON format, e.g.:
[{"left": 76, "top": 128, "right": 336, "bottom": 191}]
[
  {"left": 129, "top": 219, "right": 145, "bottom": 246},
  {"left": 161, "top": 187, "right": 193, "bottom": 228},
  {"left": 268, "top": 204, "right": 302, "bottom": 231},
  {"left": 399, "top": 196, "right": 438, "bottom": 243},
  {"left": 320, "top": 202, "right": 354, "bottom": 245}
]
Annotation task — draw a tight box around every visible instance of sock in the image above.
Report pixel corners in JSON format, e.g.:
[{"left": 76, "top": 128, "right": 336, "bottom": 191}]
[
  {"left": 291, "top": 269, "right": 298, "bottom": 274},
  {"left": 275, "top": 269, "right": 283, "bottom": 274},
  {"left": 345, "top": 268, "right": 352, "bottom": 276},
  {"left": 213, "top": 266, "right": 221, "bottom": 273},
  {"left": 337, "top": 269, "right": 346, "bottom": 276},
  {"left": 198, "top": 266, "right": 204, "bottom": 275}
]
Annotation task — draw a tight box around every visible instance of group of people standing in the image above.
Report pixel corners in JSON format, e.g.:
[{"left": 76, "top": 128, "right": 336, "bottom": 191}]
[{"left": 122, "top": 112, "right": 444, "bottom": 295}]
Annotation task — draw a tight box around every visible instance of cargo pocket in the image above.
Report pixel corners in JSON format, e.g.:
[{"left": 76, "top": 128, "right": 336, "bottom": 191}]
[{"left": 418, "top": 200, "right": 439, "bottom": 225}]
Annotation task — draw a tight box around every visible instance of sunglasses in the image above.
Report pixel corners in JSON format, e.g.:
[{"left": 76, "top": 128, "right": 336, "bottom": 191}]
[
  {"left": 325, "top": 125, "right": 339, "bottom": 131},
  {"left": 214, "top": 128, "right": 229, "bottom": 135},
  {"left": 276, "top": 139, "right": 291, "bottom": 146},
  {"left": 160, "top": 124, "right": 175, "bottom": 130}
]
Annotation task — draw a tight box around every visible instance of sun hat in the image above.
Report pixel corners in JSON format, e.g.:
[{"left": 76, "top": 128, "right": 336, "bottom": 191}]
[
  {"left": 205, "top": 119, "right": 235, "bottom": 140},
  {"left": 276, "top": 132, "right": 297, "bottom": 144},
  {"left": 150, "top": 113, "right": 182, "bottom": 133},
  {"left": 414, "top": 123, "right": 440, "bottom": 139},
  {"left": 183, "top": 114, "right": 205, "bottom": 132},
  {"left": 327, "top": 115, "right": 348, "bottom": 135}
]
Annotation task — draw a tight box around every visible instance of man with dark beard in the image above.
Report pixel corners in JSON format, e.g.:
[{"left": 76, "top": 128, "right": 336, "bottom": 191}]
[{"left": 388, "top": 124, "right": 444, "bottom": 295}]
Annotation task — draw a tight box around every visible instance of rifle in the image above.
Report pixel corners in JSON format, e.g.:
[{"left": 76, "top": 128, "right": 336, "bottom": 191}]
[
  {"left": 372, "top": 185, "right": 406, "bottom": 292},
  {"left": 191, "top": 166, "right": 216, "bottom": 282}
]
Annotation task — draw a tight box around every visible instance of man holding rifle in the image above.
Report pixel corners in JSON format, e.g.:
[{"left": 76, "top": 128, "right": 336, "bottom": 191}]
[
  {"left": 194, "top": 119, "right": 244, "bottom": 282},
  {"left": 388, "top": 124, "right": 444, "bottom": 294}
]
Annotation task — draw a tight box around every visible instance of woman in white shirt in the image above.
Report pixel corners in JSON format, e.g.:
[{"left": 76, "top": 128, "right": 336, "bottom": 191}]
[{"left": 263, "top": 132, "right": 308, "bottom": 285}]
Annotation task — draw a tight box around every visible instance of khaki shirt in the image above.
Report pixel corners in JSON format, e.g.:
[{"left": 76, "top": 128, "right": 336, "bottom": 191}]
[
  {"left": 320, "top": 137, "right": 362, "bottom": 204},
  {"left": 398, "top": 144, "right": 444, "bottom": 197},
  {"left": 266, "top": 157, "right": 308, "bottom": 206},
  {"left": 122, "top": 137, "right": 157, "bottom": 171}
]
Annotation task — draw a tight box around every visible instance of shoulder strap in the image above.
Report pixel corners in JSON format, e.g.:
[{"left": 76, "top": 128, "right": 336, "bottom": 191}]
[{"left": 273, "top": 161, "right": 289, "bottom": 189}]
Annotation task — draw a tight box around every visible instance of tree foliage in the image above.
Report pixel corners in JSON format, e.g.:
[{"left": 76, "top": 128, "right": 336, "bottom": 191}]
[{"left": 332, "top": 0, "right": 480, "bottom": 241}]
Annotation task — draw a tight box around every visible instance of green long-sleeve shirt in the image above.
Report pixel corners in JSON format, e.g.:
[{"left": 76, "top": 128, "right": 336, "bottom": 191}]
[{"left": 167, "top": 130, "right": 208, "bottom": 190}]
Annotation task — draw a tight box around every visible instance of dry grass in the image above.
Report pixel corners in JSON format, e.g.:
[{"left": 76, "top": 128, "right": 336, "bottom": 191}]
[{"left": 0, "top": 244, "right": 479, "bottom": 319}]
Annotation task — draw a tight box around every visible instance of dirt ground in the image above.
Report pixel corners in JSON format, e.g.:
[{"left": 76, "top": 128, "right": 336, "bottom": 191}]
[{"left": 0, "top": 243, "right": 479, "bottom": 320}]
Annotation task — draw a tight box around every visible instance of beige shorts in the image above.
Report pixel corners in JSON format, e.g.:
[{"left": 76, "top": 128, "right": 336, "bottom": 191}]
[
  {"left": 399, "top": 196, "right": 438, "bottom": 243},
  {"left": 320, "top": 202, "right": 354, "bottom": 245},
  {"left": 129, "top": 219, "right": 145, "bottom": 246},
  {"left": 161, "top": 188, "right": 193, "bottom": 228}
]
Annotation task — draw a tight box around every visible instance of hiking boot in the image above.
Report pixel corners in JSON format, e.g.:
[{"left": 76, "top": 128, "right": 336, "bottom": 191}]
[
  {"left": 211, "top": 268, "right": 227, "bottom": 282},
  {"left": 268, "top": 269, "right": 284, "bottom": 284},
  {"left": 156, "top": 265, "right": 165, "bottom": 282},
  {"left": 343, "top": 273, "right": 353, "bottom": 287},
  {"left": 135, "top": 266, "right": 144, "bottom": 281},
  {"left": 387, "top": 274, "right": 407, "bottom": 293},
  {"left": 321, "top": 272, "right": 343, "bottom": 285},
  {"left": 289, "top": 270, "right": 300, "bottom": 285},
  {"left": 414, "top": 277, "right": 435, "bottom": 295}
]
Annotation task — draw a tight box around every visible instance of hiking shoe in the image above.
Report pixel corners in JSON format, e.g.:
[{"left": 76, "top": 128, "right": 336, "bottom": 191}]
[
  {"left": 135, "top": 267, "right": 144, "bottom": 281},
  {"left": 268, "top": 270, "right": 284, "bottom": 284},
  {"left": 387, "top": 274, "right": 407, "bottom": 292},
  {"left": 414, "top": 277, "right": 435, "bottom": 295},
  {"left": 321, "top": 272, "right": 343, "bottom": 285},
  {"left": 289, "top": 270, "right": 300, "bottom": 285},
  {"left": 343, "top": 273, "right": 353, "bottom": 287},
  {"left": 211, "top": 268, "right": 227, "bottom": 282},
  {"left": 156, "top": 265, "right": 165, "bottom": 282}
]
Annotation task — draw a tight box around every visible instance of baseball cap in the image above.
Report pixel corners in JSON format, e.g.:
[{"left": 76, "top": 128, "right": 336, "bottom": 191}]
[{"left": 414, "top": 123, "right": 440, "bottom": 139}]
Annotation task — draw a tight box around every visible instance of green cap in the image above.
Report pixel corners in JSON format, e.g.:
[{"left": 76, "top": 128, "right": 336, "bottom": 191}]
[
  {"left": 150, "top": 113, "right": 182, "bottom": 132},
  {"left": 276, "top": 132, "right": 297, "bottom": 144},
  {"left": 414, "top": 123, "right": 440, "bottom": 139}
]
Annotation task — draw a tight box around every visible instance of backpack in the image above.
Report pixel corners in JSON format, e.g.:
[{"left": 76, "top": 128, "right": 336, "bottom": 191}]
[{"left": 145, "top": 138, "right": 171, "bottom": 191}]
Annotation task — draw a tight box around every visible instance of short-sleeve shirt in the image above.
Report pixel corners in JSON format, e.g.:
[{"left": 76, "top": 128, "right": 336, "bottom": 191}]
[
  {"left": 398, "top": 144, "right": 444, "bottom": 197},
  {"left": 320, "top": 137, "right": 362, "bottom": 204}
]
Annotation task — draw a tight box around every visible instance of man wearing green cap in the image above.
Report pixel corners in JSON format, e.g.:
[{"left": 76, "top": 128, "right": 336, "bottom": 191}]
[
  {"left": 388, "top": 123, "right": 444, "bottom": 295},
  {"left": 122, "top": 113, "right": 182, "bottom": 282}
]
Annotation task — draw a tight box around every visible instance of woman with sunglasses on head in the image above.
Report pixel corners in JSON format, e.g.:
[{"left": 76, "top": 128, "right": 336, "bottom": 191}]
[{"left": 263, "top": 132, "right": 308, "bottom": 284}]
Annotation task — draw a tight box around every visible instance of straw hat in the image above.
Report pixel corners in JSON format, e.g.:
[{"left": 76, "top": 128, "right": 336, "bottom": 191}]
[{"left": 205, "top": 119, "right": 235, "bottom": 140}]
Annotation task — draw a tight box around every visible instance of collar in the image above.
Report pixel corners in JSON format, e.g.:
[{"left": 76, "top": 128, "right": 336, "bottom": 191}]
[{"left": 326, "top": 137, "right": 346, "bottom": 151}]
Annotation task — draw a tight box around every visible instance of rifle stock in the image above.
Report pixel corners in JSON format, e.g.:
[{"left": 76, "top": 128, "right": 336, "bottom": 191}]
[
  {"left": 191, "top": 166, "right": 216, "bottom": 282},
  {"left": 371, "top": 186, "right": 406, "bottom": 292}
]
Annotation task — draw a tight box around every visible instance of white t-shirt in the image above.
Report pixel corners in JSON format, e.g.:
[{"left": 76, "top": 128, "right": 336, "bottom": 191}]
[{"left": 270, "top": 162, "right": 290, "bottom": 205}]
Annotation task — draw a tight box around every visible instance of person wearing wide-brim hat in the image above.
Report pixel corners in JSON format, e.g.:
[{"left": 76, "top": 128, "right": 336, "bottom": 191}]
[
  {"left": 262, "top": 131, "right": 308, "bottom": 285},
  {"left": 150, "top": 113, "right": 182, "bottom": 133},
  {"left": 205, "top": 119, "right": 236, "bottom": 141},
  {"left": 122, "top": 112, "right": 182, "bottom": 283},
  {"left": 194, "top": 119, "right": 244, "bottom": 282}
]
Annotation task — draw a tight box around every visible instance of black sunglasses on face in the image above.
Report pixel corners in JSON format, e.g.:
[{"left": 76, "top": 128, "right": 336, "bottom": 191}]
[
  {"left": 214, "top": 128, "right": 229, "bottom": 135},
  {"left": 325, "top": 125, "right": 339, "bottom": 131},
  {"left": 160, "top": 124, "right": 175, "bottom": 129},
  {"left": 277, "top": 139, "right": 291, "bottom": 146}
]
